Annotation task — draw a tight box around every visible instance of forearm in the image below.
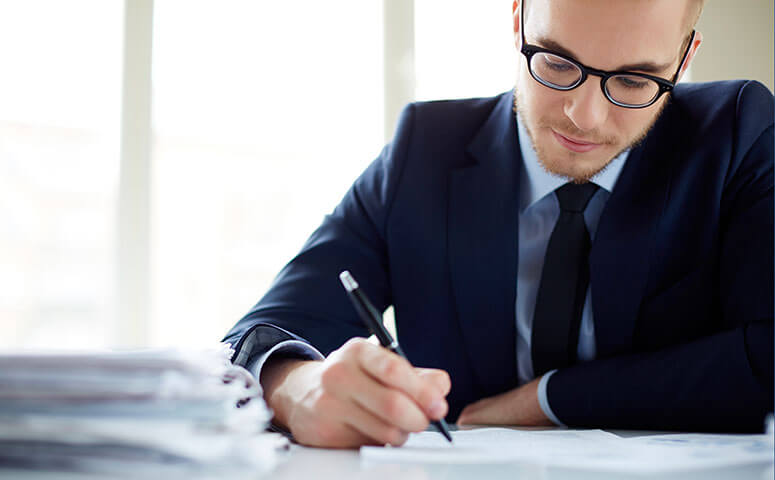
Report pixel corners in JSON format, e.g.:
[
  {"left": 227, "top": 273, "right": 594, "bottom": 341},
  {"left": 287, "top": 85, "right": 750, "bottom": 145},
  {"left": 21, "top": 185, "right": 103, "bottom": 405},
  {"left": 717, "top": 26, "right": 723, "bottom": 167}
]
[{"left": 547, "top": 322, "right": 773, "bottom": 432}]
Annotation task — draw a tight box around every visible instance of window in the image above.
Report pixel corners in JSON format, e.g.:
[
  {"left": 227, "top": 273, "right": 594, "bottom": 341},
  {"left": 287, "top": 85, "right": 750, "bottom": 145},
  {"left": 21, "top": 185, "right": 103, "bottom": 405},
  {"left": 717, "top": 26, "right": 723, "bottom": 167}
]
[
  {"left": 149, "top": 1, "right": 384, "bottom": 346},
  {"left": 10, "top": 1, "right": 744, "bottom": 351},
  {"left": 0, "top": 1, "right": 122, "bottom": 349},
  {"left": 415, "top": 0, "right": 515, "bottom": 100}
]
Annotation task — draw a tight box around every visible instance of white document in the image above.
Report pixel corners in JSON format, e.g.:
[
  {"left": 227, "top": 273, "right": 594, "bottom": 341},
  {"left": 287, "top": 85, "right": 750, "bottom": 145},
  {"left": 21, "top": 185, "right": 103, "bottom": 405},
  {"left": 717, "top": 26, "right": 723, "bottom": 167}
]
[
  {"left": 0, "top": 345, "right": 281, "bottom": 476},
  {"left": 362, "top": 428, "right": 620, "bottom": 464},
  {"left": 360, "top": 427, "right": 774, "bottom": 473},
  {"left": 619, "top": 433, "right": 774, "bottom": 471}
]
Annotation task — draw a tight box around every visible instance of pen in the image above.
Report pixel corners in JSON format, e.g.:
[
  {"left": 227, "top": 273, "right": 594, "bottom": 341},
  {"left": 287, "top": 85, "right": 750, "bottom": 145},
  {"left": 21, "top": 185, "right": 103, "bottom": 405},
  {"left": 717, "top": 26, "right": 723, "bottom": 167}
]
[{"left": 339, "top": 270, "right": 453, "bottom": 443}]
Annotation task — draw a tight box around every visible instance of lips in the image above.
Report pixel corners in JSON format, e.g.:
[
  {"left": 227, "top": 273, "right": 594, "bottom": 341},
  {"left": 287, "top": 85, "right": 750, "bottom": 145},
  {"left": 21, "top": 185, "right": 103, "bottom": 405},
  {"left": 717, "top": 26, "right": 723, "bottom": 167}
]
[{"left": 552, "top": 130, "right": 601, "bottom": 153}]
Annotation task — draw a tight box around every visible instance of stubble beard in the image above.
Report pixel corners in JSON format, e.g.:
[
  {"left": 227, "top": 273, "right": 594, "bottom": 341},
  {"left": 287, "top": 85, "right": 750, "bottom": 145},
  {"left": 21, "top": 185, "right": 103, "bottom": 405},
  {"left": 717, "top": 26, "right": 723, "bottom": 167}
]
[{"left": 513, "top": 86, "right": 668, "bottom": 183}]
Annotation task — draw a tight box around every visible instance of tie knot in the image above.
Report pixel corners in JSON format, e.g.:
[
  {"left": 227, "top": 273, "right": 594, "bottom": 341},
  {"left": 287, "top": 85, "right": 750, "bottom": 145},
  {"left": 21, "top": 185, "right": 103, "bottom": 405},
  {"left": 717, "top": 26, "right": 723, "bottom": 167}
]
[{"left": 555, "top": 182, "right": 600, "bottom": 213}]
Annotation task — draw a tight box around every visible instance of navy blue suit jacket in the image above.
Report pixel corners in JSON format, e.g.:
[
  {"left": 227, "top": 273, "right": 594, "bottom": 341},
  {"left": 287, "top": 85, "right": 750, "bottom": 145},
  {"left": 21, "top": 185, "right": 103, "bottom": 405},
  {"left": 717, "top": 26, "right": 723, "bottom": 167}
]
[{"left": 224, "top": 80, "right": 774, "bottom": 432}]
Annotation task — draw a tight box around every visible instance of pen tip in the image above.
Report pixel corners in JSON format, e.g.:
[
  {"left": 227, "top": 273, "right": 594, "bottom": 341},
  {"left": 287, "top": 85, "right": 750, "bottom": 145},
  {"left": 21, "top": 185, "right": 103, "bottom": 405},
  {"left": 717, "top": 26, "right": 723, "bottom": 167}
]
[
  {"left": 435, "top": 419, "right": 453, "bottom": 443},
  {"left": 339, "top": 270, "right": 359, "bottom": 292}
]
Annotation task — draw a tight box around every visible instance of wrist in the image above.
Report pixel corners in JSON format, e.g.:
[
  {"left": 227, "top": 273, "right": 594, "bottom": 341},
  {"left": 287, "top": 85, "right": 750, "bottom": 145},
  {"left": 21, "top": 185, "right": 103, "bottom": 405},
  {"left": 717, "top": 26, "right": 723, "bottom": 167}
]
[
  {"left": 261, "top": 357, "right": 319, "bottom": 430},
  {"left": 520, "top": 376, "right": 554, "bottom": 426}
]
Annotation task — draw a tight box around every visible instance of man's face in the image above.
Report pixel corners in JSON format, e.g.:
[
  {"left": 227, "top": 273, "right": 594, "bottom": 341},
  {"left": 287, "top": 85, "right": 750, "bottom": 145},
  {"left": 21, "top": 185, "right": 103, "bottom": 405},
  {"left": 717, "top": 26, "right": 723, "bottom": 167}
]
[{"left": 514, "top": 0, "right": 701, "bottom": 182}]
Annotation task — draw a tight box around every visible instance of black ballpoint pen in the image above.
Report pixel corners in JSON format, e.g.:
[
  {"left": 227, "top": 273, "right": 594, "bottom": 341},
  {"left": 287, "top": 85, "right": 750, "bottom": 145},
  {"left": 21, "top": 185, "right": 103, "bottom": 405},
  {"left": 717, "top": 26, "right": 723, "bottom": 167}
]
[{"left": 339, "top": 270, "right": 453, "bottom": 443}]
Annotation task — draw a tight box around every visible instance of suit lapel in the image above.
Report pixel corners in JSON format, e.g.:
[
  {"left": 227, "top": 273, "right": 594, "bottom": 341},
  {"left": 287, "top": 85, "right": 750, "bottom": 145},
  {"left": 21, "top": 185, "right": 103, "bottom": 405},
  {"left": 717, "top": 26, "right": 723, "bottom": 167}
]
[
  {"left": 446, "top": 91, "right": 675, "bottom": 388},
  {"left": 448, "top": 92, "right": 520, "bottom": 395},
  {"left": 590, "top": 112, "right": 675, "bottom": 357}
]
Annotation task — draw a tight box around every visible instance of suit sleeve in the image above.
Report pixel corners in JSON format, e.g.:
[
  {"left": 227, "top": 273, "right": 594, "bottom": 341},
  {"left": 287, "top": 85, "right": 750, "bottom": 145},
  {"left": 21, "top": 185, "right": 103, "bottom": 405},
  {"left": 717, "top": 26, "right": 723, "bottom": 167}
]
[
  {"left": 222, "top": 105, "right": 417, "bottom": 368},
  {"left": 546, "top": 82, "right": 774, "bottom": 433}
]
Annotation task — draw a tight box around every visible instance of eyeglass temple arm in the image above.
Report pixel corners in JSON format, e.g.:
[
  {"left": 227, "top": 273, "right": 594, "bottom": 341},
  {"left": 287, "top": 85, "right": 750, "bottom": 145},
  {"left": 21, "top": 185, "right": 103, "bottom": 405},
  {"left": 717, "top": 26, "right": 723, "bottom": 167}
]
[{"left": 671, "top": 29, "right": 696, "bottom": 84}]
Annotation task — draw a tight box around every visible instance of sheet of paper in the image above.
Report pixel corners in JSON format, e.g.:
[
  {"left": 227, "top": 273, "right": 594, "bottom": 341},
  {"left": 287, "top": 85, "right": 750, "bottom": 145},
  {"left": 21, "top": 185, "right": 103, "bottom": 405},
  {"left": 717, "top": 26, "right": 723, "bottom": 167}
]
[
  {"left": 618, "top": 433, "right": 774, "bottom": 471},
  {"left": 360, "top": 427, "right": 774, "bottom": 473},
  {"left": 362, "top": 428, "right": 620, "bottom": 465},
  {"left": 0, "top": 346, "right": 281, "bottom": 476}
]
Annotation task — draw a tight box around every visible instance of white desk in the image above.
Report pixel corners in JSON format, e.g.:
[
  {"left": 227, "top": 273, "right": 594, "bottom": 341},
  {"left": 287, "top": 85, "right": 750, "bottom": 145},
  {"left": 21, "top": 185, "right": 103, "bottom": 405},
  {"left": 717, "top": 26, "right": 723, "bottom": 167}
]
[
  {"left": 267, "top": 426, "right": 772, "bottom": 480},
  {"left": 2, "top": 427, "right": 770, "bottom": 479}
]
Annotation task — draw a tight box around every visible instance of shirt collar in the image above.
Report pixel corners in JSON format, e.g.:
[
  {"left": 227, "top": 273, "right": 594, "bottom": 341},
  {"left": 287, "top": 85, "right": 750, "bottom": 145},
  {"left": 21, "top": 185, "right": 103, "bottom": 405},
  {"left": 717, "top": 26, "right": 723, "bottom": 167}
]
[{"left": 516, "top": 112, "right": 629, "bottom": 212}]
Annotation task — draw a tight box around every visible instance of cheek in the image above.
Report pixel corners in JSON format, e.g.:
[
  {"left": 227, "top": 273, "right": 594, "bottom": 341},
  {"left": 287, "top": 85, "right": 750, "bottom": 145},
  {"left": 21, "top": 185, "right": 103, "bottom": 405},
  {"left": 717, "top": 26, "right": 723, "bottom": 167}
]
[
  {"left": 611, "top": 110, "right": 653, "bottom": 137},
  {"left": 518, "top": 72, "right": 558, "bottom": 116},
  {"left": 516, "top": 63, "right": 542, "bottom": 105}
]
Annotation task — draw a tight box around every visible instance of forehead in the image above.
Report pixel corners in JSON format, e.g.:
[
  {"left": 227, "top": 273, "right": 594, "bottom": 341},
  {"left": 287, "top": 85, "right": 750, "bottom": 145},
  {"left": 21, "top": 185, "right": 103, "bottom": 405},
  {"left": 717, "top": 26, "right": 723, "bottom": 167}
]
[{"left": 526, "top": 0, "right": 689, "bottom": 71}]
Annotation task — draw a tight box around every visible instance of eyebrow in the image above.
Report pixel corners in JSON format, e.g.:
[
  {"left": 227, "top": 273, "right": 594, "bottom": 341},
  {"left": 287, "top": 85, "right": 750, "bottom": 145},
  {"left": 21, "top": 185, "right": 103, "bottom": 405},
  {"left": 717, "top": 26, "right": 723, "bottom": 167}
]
[{"left": 535, "top": 36, "right": 673, "bottom": 74}]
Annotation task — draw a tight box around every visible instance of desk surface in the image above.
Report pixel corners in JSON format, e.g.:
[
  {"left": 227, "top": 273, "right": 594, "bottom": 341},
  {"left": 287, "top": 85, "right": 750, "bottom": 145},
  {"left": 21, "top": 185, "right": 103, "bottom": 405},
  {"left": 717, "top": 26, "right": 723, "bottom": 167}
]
[
  {"left": 268, "top": 427, "right": 772, "bottom": 480},
  {"left": 2, "top": 427, "right": 770, "bottom": 480}
]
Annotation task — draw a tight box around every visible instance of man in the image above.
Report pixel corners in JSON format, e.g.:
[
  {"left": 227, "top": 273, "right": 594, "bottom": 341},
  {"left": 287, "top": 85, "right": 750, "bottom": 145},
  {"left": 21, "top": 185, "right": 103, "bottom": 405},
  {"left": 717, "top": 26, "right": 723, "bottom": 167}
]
[{"left": 223, "top": 0, "right": 773, "bottom": 448}]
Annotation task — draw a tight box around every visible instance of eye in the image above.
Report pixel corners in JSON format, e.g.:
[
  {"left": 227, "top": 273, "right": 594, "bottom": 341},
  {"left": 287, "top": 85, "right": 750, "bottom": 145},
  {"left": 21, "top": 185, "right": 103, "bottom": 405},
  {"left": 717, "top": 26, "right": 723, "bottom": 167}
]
[
  {"left": 542, "top": 56, "right": 575, "bottom": 72},
  {"left": 612, "top": 75, "right": 650, "bottom": 89}
]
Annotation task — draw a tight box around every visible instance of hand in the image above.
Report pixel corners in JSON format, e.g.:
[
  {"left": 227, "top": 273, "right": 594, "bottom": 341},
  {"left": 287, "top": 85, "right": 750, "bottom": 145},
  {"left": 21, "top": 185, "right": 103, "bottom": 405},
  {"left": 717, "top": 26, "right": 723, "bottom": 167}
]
[
  {"left": 457, "top": 376, "right": 554, "bottom": 426},
  {"left": 261, "top": 337, "right": 451, "bottom": 448}
]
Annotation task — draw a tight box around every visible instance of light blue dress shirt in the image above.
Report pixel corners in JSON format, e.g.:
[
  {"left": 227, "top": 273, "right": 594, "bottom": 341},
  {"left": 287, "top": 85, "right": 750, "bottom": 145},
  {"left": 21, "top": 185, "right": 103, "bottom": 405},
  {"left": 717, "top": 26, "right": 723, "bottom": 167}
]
[
  {"left": 515, "top": 115, "right": 628, "bottom": 424},
  {"left": 247, "top": 113, "right": 630, "bottom": 426}
]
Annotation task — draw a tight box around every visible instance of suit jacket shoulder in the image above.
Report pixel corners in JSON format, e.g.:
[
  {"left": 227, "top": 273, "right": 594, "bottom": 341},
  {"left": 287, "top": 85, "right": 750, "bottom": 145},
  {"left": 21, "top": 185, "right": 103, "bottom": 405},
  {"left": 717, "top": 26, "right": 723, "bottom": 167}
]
[{"left": 670, "top": 80, "right": 773, "bottom": 170}]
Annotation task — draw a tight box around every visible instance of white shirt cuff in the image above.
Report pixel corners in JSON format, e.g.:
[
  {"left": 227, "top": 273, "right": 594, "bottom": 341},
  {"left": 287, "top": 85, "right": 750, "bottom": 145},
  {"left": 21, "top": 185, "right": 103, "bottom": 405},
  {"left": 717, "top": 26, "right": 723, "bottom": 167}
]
[
  {"left": 245, "top": 340, "right": 325, "bottom": 383},
  {"left": 537, "top": 369, "right": 565, "bottom": 426}
]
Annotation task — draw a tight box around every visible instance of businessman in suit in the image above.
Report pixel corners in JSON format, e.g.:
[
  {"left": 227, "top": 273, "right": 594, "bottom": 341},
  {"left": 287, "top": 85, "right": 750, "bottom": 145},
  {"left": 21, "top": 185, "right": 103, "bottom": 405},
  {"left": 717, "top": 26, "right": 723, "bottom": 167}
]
[{"left": 223, "top": 0, "right": 774, "bottom": 447}]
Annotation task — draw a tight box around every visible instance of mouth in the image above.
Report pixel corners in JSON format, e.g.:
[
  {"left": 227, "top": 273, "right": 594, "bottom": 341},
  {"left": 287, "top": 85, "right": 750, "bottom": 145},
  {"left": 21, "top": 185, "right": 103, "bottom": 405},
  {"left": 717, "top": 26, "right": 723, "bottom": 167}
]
[{"left": 552, "top": 130, "right": 602, "bottom": 153}]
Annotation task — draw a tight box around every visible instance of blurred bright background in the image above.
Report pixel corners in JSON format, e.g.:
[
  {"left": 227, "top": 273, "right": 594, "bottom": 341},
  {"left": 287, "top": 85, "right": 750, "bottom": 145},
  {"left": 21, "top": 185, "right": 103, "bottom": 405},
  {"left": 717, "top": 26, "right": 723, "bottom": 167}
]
[{"left": 1, "top": 0, "right": 772, "bottom": 350}]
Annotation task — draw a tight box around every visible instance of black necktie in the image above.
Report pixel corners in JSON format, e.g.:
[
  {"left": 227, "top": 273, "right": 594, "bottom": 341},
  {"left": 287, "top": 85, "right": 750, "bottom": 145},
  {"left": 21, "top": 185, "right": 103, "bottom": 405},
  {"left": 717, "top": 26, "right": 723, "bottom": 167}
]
[{"left": 531, "top": 182, "right": 600, "bottom": 377}]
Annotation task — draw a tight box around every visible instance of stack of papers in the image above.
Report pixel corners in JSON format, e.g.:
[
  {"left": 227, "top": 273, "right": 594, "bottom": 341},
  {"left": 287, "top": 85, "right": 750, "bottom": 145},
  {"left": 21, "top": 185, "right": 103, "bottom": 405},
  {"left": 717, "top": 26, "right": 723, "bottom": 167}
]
[
  {"left": 0, "top": 345, "right": 281, "bottom": 477},
  {"left": 362, "top": 427, "right": 774, "bottom": 474}
]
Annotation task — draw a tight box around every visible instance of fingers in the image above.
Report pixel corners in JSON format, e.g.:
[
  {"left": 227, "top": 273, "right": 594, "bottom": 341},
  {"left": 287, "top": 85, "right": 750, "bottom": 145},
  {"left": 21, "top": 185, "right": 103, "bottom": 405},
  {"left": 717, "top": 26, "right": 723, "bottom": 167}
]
[
  {"left": 289, "top": 338, "right": 451, "bottom": 448},
  {"left": 415, "top": 368, "right": 452, "bottom": 396},
  {"left": 322, "top": 346, "right": 430, "bottom": 432},
  {"left": 348, "top": 366, "right": 430, "bottom": 432},
  {"left": 290, "top": 389, "right": 390, "bottom": 448},
  {"left": 353, "top": 340, "right": 448, "bottom": 420},
  {"left": 342, "top": 403, "right": 410, "bottom": 447}
]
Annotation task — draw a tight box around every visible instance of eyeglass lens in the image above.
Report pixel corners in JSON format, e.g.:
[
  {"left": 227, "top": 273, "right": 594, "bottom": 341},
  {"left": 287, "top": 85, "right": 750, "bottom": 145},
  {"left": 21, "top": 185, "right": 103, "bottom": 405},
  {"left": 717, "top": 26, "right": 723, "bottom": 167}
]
[{"left": 530, "top": 52, "right": 661, "bottom": 107}]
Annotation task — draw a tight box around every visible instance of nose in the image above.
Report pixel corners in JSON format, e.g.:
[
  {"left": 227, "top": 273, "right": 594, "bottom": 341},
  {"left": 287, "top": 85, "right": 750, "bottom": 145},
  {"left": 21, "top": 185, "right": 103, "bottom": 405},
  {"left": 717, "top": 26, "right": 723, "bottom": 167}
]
[{"left": 563, "top": 77, "right": 609, "bottom": 133}]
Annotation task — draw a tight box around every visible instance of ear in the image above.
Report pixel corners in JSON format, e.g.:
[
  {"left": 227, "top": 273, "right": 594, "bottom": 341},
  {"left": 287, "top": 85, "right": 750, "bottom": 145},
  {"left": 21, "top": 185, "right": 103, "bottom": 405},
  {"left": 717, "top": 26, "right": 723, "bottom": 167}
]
[
  {"left": 676, "top": 30, "right": 703, "bottom": 83},
  {"left": 512, "top": 0, "right": 522, "bottom": 49}
]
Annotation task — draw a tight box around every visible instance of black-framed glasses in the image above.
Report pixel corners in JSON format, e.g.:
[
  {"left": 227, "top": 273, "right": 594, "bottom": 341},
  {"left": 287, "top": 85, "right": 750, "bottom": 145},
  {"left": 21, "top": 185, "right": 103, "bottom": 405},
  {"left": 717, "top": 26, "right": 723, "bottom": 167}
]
[{"left": 519, "top": 0, "right": 695, "bottom": 109}]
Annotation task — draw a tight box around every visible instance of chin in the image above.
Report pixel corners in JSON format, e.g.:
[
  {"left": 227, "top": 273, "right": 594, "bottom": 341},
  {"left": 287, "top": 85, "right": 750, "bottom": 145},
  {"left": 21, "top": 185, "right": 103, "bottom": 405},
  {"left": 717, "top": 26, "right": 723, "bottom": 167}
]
[
  {"left": 541, "top": 151, "right": 613, "bottom": 182},
  {"left": 535, "top": 138, "right": 607, "bottom": 178}
]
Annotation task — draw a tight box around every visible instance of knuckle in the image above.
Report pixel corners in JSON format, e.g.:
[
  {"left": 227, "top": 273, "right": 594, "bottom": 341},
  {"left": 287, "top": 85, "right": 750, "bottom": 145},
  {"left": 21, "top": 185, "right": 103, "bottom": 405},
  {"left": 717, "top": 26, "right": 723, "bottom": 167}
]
[
  {"left": 423, "top": 369, "right": 450, "bottom": 393},
  {"left": 336, "top": 337, "right": 359, "bottom": 360},
  {"left": 381, "top": 392, "right": 405, "bottom": 420},
  {"left": 380, "top": 358, "right": 402, "bottom": 383},
  {"left": 342, "top": 337, "right": 365, "bottom": 355},
  {"left": 320, "top": 363, "right": 347, "bottom": 390},
  {"left": 439, "top": 371, "right": 451, "bottom": 390},
  {"left": 417, "top": 385, "right": 437, "bottom": 407}
]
